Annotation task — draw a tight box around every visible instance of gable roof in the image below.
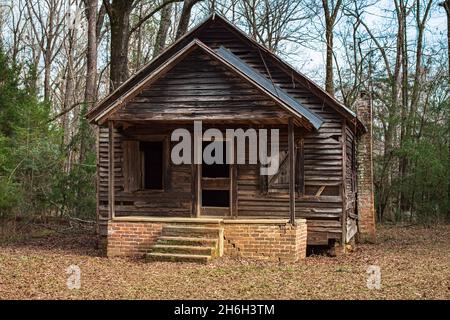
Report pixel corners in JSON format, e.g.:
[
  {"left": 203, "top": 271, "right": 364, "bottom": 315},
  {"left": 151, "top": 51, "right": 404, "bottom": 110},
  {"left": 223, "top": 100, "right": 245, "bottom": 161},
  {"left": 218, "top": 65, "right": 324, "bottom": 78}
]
[
  {"left": 87, "top": 13, "right": 364, "bottom": 133},
  {"left": 92, "top": 39, "right": 322, "bottom": 129}
]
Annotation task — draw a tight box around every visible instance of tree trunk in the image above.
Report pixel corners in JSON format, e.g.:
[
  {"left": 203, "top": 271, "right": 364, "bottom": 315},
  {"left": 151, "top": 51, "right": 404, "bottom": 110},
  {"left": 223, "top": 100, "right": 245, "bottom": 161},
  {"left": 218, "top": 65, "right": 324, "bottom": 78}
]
[
  {"left": 154, "top": 3, "right": 172, "bottom": 56},
  {"left": 321, "top": 0, "right": 342, "bottom": 96},
  {"left": 325, "top": 26, "right": 334, "bottom": 95},
  {"left": 107, "top": 0, "right": 133, "bottom": 90},
  {"left": 444, "top": 1, "right": 450, "bottom": 80},
  {"left": 176, "top": 0, "right": 202, "bottom": 39},
  {"left": 442, "top": 0, "right": 450, "bottom": 219},
  {"left": 397, "top": 0, "right": 409, "bottom": 216},
  {"left": 43, "top": 5, "right": 55, "bottom": 102},
  {"left": 80, "top": 0, "right": 98, "bottom": 165},
  {"left": 84, "top": 0, "right": 98, "bottom": 108}
]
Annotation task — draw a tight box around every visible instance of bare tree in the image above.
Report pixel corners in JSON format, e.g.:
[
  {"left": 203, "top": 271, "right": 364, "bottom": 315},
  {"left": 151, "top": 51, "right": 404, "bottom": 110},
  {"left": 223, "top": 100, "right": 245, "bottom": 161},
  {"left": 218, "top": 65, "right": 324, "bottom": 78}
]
[
  {"left": 103, "top": 0, "right": 184, "bottom": 90},
  {"left": 176, "top": 0, "right": 204, "bottom": 38},
  {"left": 232, "top": 0, "right": 313, "bottom": 55},
  {"left": 321, "top": 0, "right": 343, "bottom": 96},
  {"left": 84, "top": 0, "right": 98, "bottom": 108},
  {"left": 154, "top": 2, "right": 172, "bottom": 56},
  {"left": 26, "top": 0, "right": 66, "bottom": 102}
]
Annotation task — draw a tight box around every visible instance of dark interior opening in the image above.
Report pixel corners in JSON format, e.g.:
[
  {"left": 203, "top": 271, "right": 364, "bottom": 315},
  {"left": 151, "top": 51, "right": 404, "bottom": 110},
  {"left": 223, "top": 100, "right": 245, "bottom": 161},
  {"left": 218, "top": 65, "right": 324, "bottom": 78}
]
[
  {"left": 202, "top": 190, "right": 229, "bottom": 207},
  {"left": 202, "top": 141, "right": 229, "bottom": 178},
  {"left": 140, "top": 141, "right": 163, "bottom": 189}
]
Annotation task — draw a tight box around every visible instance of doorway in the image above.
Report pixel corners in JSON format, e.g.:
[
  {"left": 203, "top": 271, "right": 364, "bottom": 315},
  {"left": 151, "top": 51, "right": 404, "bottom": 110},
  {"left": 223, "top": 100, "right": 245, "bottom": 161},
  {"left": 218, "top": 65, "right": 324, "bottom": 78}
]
[{"left": 200, "top": 140, "right": 230, "bottom": 216}]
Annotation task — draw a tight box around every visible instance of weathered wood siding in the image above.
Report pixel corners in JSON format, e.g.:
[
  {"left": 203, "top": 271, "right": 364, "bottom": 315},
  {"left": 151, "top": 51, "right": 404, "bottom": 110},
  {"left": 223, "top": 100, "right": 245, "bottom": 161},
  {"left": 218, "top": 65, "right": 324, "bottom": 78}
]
[
  {"left": 111, "top": 49, "right": 290, "bottom": 124},
  {"left": 345, "top": 124, "right": 358, "bottom": 241},
  {"left": 236, "top": 127, "right": 290, "bottom": 216}
]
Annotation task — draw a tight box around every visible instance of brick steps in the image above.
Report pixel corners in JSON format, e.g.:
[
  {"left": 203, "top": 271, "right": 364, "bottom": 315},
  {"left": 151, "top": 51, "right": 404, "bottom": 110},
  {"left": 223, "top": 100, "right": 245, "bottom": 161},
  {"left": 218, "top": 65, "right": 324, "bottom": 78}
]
[
  {"left": 146, "top": 252, "right": 211, "bottom": 263},
  {"left": 146, "top": 223, "right": 223, "bottom": 263},
  {"left": 150, "top": 244, "right": 215, "bottom": 255},
  {"left": 162, "top": 225, "right": 221, "bottom": 238},
  {"left": 157, "top": 236, "right": 218, "bottom": 247}
]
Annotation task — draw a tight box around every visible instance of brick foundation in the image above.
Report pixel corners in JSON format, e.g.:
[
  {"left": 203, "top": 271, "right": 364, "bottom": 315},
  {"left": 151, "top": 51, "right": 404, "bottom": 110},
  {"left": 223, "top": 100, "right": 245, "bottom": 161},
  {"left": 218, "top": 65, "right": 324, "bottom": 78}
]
[
  {"left": 356, "top": 92, "right": 376, "bottom": 241},
  {"left": 223, "top": 219, "right": 307, "bottom": 262},
  {"left": 107, "top": 221, "right": 164, "bottom": 257},
  {"left": 105, "top": 219, "right": 308, "bottom": 261}
]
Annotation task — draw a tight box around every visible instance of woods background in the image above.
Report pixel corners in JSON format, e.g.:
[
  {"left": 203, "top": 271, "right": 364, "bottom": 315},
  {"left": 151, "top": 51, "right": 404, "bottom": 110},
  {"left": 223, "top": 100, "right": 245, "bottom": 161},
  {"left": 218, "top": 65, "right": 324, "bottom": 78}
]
[{"left": 0, "top": 0, "right": 448, "bottom": 226}]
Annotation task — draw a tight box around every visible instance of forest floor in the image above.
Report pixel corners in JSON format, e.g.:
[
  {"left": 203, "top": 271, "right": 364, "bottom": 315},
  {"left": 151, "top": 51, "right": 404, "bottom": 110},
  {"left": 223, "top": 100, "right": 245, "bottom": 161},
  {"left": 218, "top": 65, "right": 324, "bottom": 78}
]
[{"left": 0, "top": 223, "right": 448, "bottom": 299}]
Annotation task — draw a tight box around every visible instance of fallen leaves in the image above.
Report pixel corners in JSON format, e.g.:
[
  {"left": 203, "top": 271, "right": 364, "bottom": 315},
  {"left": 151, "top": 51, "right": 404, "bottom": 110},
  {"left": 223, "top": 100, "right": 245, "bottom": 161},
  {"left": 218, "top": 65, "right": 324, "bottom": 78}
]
[{"left": 0, "top": 224, "right": 448, "bottom": 299}]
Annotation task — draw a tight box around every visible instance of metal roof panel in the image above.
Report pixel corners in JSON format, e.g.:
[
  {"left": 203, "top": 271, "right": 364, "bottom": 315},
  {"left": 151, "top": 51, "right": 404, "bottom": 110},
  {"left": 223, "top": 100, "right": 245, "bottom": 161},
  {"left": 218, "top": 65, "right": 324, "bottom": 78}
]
[{"left": 216, "top": 46, "right": 324, "bottom": 129}]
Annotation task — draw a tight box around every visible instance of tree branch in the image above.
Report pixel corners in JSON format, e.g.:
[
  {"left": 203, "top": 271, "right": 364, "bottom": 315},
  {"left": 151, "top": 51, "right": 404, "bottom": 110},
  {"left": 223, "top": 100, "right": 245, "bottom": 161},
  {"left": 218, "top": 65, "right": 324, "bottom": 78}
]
[{"left": 130, "top": 0, "right": 183, "bottom": 35}]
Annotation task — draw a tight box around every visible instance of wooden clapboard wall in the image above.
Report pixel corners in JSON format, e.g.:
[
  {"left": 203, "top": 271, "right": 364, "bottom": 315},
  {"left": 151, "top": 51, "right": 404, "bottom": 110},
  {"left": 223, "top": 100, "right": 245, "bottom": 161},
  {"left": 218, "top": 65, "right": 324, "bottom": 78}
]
[{"left": 345, "top": 125, "right": 358, "bottom": 241}]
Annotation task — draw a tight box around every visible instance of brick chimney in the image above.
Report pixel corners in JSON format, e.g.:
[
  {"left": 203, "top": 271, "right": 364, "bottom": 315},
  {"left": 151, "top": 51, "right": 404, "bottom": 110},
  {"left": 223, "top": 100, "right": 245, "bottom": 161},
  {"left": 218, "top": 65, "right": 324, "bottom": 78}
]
[{"left": 356, "top": 91, "right": 376, "bottom": 242}]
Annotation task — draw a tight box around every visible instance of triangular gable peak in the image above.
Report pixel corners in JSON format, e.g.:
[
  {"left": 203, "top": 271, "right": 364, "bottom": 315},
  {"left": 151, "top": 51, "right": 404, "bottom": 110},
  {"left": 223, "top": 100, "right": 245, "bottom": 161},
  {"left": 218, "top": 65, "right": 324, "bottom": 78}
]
[
  {"left": 87, "top": 13, "right": 364, "bottom": 133},
  {"left": 111, "top": 46, "right": 299, "bottom": 125}
]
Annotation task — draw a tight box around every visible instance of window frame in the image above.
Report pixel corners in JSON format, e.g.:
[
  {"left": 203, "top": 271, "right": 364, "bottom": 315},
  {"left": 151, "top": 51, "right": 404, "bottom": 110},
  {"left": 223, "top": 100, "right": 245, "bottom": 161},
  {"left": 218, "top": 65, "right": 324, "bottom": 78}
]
[{"left": 138, "top": 135, "right": 168, "bottom": 192}]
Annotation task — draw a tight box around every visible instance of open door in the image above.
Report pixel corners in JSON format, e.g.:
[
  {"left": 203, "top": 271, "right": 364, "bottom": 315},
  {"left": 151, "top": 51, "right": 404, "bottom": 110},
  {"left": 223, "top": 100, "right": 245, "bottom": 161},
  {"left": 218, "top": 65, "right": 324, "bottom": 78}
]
[{"left": 200, "top": 141, "right": 230, "bottom": 216}]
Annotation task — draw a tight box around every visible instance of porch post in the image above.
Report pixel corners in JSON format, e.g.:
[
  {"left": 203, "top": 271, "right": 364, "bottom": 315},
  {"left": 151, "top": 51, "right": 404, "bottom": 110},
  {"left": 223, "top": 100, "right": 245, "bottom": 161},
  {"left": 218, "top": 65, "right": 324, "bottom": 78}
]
[
  {"left": 288, "top": 117, "right": 296, "bottom": 225},
  {"left": 108, "top": 120, "right": 115, "bottom": 219},
  {"left": 192, "top": 163, "right": 201, "bottom": 217}
]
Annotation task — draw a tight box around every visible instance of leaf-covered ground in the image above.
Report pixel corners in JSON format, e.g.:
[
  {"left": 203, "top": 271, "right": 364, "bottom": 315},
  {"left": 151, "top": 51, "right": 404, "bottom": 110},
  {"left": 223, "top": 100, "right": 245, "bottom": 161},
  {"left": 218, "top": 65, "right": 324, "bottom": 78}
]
[{"left": 0, "top": 224, "right": 449, "bottom": 299}]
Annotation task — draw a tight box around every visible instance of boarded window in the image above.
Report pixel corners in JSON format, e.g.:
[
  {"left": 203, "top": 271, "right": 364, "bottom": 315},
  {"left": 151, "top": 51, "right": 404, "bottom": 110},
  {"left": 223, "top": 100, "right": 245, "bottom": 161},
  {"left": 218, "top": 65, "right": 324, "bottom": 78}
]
[
  {"left": 123, "top": 140, "right": 141, "bottom": 192},
  {"left": 263, "top": 149, "right": 290, "bottom": 193},
  {"left": 260, "top": 143, "right": 304, "bottom": 194},
  {"left": 305, "top": 185, "right": 340, "bottom": 196},
  {"left": 140, "top": 141, "right": 164, "bottom": 190}
]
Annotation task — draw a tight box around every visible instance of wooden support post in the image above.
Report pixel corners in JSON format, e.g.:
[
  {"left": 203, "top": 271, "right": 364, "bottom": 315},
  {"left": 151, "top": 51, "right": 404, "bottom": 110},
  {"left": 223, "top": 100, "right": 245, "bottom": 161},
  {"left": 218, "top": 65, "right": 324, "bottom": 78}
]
[
  {"left": 108, "top": 120, "right": 115, "bottom": 219},
  {"left": 196, "top": 164, "right": 201, "bottom": 217},
  {"left": 288, "top": 118, "right": 296, "bottom": 225},
  {"left": 296, "top": 137, "right": 305, "bottom": 196},
  {"left": 231, "top": 164, "right": 238, "bottom": 218},
  {"left": 191, "top": 163, "right": 201, "bottom": 217}
]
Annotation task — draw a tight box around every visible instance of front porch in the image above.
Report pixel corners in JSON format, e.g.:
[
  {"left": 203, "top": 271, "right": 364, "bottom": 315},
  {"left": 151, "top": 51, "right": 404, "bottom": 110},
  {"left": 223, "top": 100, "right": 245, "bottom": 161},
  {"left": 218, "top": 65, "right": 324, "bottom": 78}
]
[
  {"left": 102, "top": 118, "right": 303, "bottom": 220},
  {"left": 106, "top": 217, "right": 307, "bottom": 263}
]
